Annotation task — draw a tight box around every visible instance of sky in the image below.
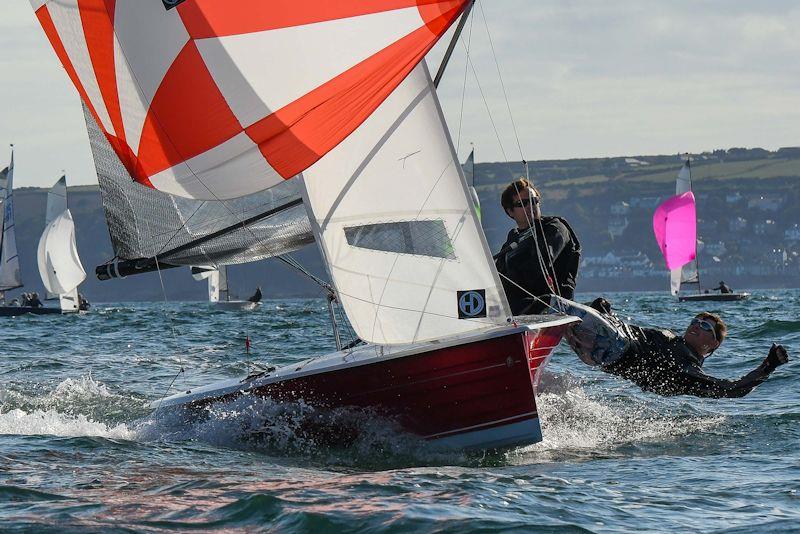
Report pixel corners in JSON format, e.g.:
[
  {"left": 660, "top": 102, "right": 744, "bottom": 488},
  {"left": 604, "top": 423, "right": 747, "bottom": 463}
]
[{"left": 1, "top": 1, "right": 799, "bottom": 188}]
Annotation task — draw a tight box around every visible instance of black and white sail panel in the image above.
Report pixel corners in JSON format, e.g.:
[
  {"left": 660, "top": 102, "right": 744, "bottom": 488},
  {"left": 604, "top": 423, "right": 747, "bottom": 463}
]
[{"left": 84, "top": 109, "right": 314, "bottom": 269}]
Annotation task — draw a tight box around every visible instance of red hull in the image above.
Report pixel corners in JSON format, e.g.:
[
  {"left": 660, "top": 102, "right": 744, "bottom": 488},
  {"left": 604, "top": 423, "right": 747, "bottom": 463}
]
[{"left": 159, "top": 321, "right": 573, "bottom": 450}]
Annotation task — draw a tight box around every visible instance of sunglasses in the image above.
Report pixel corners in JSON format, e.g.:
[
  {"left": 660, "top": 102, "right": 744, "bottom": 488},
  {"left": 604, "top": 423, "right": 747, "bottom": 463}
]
[
  {"left": 512, "top": 197, "right": 539, "bottom": 208},
  {"left": 691, "top": 318, "right": 717, "bottom": 340}
]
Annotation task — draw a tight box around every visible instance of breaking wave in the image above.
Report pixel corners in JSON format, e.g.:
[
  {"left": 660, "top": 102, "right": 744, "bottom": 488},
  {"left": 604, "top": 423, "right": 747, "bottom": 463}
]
[
  {"left": 509, "top": 371, "right": 725, "bottom": 463},
  {"left": 0, "top": 373, "right": 141, "bottom": 440}
]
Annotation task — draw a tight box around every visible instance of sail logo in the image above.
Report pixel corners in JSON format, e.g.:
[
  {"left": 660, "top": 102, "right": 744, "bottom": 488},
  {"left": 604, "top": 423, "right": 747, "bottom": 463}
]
[
  {"left": 162, "top": 0, "right": 187, "bottom": 9},
  {"left": 457, "top": 290, "right": 486, "bottom": 319}
]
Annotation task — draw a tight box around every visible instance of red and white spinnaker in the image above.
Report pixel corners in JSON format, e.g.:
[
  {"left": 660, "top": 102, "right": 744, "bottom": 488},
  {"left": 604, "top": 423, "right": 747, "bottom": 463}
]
[{"left": 30, "top": 0, "right": 469, "bottom": 200}]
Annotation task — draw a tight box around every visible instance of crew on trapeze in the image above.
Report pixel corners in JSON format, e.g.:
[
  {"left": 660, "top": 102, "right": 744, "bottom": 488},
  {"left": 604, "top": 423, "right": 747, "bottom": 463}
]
[
  {"left": 545, "top": 295, "right": 789, "bottom": 398},
  {"left": 494, "top": 178, "right": 581, "bottom": 315},
  {"left": 714, "top": 280, "right": 733, "bottom": 294}
]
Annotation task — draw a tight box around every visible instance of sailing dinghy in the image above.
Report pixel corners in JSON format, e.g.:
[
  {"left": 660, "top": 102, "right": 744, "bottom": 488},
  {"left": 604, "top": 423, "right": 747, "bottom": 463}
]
[
  {"left": 31, "top": 0, "right": 578, "bottom": 450},
  {"left": 652, "top": 157, "right": 748, "bottom": 302},
  {"left": 1, "top": 150, "right": 87, "bottom": 316},
  {"left": 191, "top": 265, "right": 260, "bottom": 310}
]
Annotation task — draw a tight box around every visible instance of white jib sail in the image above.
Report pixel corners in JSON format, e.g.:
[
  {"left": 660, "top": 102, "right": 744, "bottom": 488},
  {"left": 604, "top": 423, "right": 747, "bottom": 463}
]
[
  {"left": 302, "top": 63, "right": 510, "bottom": 345},
  {"left": 0, "top": 149, "right": 23, "bottom": 292},
  {"left": 205, "top": 266, "right": 229, "bottom": 303},
  {"left": 670, "top": 160, "right": 698, "bottom": 295},
  {"left": 37, "top": 209, "right": 87, "bottom": 296}
]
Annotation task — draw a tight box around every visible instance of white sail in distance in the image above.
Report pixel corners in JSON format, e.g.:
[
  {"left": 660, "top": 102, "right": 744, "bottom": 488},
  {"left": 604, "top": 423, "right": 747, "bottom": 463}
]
[
  {"left": 0, "top": 148, "right": 23, "bottom": 292},
  {"left": 46, "top": 175, "right": 67, "bottom": 224},
  {"left": 670, "top": 159, "right": 699, "bottom": 295},
  {"left": 43, "top": 175, "right": 68, "bottom": 300},
  {"left": 302, "top": 63, "right": 510, "bottom": 345},
  {"left": 208, "top": 267, "right": 229, "bottom": 303},
  {"left": 0, "top": 165, "right": 5, "bottom": 302},
  {"left": 37, "top": 209, "right": 87, "bottom": 298}
]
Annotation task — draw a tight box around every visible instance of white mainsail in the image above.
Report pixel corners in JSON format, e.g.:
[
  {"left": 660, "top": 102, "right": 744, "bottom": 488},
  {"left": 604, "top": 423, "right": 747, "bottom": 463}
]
[
  {"left": 209, "top": 267, "right": 229, "bottom": 303},
  {"left": 46, "top": 175, "right": 68, "bottom": 224},
  {"left": 0, "top": 149, "right": 23, "bottom": 293},
  {"left": 302, "top": 63, "right": 510, "bottom": 345},
  {"left": 191, "top": 265, "right": 228, "bottom": 303},
  {"left": 670, "top": 159, "right": 700, "bottom": 295},
  {"left": 37, "top": 176, "right": 86, "bottom": 311}
]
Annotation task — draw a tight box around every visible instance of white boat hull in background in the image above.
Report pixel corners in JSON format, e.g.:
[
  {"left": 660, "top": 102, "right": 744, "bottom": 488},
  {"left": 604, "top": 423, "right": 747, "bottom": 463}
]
[{"left": 212, "top": 300, "right": 260, "bottom": 311}]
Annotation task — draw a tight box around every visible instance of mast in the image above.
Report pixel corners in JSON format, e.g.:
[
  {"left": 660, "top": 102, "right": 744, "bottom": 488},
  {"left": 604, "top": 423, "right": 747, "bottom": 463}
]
[{"left": 434, "top": 0, "right": 475, "bottom": 89}]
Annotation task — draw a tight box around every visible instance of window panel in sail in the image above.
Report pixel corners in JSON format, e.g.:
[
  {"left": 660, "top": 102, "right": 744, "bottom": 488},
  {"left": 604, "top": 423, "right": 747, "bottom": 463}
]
[{"left": 344, "top": 220, "right": 455, "bottom": 260}]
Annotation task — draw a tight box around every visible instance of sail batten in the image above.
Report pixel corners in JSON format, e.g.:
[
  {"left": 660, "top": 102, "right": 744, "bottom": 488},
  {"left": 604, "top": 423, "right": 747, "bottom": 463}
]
[
  {"left": 84, "top": 106, "right": 314, "bottom": 272},
  {"left": 32, "top": 0, "right": 469, "bottom": 200}
]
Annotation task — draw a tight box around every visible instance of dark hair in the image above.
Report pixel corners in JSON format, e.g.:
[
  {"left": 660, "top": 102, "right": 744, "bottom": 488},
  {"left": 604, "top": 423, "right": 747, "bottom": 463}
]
[
  {"left": 501, "top": 178, "right": 541, "bottom": 213},
  {"left": 695, "top": 311, "right": 727, "bottom": 342}
]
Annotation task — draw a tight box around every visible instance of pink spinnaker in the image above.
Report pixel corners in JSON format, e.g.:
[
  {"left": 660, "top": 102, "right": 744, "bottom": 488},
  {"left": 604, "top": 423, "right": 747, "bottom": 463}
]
[{"left": 652, "top": 192, "right": 697, "bottom": 270}]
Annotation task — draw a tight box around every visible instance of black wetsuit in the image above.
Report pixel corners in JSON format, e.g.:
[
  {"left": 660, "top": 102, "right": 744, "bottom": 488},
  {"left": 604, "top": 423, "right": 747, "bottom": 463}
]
[
  {"left": 714, "top": 282, "right": 733, "bottom": 294},
  {"left": 592, "top": 300, "right": 780, "bottom": 398},
  {"left": 495, "top": 216, "right": 580, "bottom": 315}
]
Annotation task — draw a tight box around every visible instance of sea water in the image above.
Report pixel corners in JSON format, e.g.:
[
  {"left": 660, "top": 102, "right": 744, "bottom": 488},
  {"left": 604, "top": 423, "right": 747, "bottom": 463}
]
[{"left": 1, "top": 290, "right": 798, "bottom": 531}]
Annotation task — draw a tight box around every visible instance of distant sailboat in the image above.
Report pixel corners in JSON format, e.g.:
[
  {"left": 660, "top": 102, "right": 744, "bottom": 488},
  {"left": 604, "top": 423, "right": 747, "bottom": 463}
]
[
  {"left": 191, "top": 265, "right": 260, "bottom": 310},
  {"left": 37, "top": 175, "right": 88, "bottom": 312},
  {"left": 0, "top": 148, "right": 24, "bottom": 306},
  {"left": 1, "top": 149, "right": 86, "bottom": 317},
  {"left": 653, "top": 157, "right": 748, "bottom": 302}
]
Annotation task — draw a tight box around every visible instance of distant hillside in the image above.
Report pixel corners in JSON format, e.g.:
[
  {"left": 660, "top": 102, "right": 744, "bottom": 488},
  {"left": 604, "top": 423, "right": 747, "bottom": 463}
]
[
  {"left": 474, "top": 146, "right": 800, "bottom": 290},
  {"left": 4, "top": 146, "right": 798, "bottom": 302}
]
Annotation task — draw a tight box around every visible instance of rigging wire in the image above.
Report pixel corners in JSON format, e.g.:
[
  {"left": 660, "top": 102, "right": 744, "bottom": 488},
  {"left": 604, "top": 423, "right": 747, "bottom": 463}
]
[
  {"left": 144, "top": 218, "right": 186, "bottom": 406},
  {"left": 478, "top": 2, "right": 525, "bottom": 162},
  {"left": 469, "top": 2, "right": 563, "bottom": 301},
  {"left": 455, "top": 7, "right": 476, "bottom": 154}
]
